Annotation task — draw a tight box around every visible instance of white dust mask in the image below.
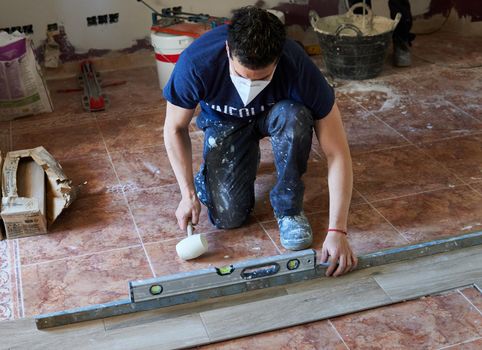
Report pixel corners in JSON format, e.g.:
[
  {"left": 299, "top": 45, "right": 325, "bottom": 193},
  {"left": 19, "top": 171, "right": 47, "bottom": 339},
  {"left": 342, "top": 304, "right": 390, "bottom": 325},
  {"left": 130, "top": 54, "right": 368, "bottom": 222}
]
[{"left": 229, "top": 60, "right": 276, "bottom": 107}]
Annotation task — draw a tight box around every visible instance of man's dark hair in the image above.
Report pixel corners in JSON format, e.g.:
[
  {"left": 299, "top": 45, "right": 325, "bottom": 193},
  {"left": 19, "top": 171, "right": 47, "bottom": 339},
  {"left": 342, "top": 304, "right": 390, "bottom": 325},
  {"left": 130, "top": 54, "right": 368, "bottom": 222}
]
[{"left": 227, "top": 6, "right": 286, "bottom": 70}]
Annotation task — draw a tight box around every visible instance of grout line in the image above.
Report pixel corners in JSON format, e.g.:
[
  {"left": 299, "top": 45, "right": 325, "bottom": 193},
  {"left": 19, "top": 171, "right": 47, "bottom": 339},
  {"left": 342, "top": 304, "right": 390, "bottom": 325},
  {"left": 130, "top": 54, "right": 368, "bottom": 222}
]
[
  {"left": 341, "top": 86, "right": 482, "bottom": 150},
  {"left": 14, "top": 240, "right": 25, "bottom": 318},
  {"left": 256, "top": 216, "right": 282, "bottom": 255},
  {"left": 328, "top": 319, "right": 351, "bottom": 350},
  {"left": 356, "top": 182, "right": 470, "bottom": 206},
  {"left": 468, "top": 183, "right": 482, "bottom": 196},
  {"left": 9, "top": 120, "right": 13, "bottom": 151},
  {"left": 352, "top": 189, "right": 411, "bottom": 243},
  {"left": 198, "top": 313, "right": 213, "bottom": 342},
  {"left": 457, "top": 288, "right": 482, "bottom": 316},
  {"left": 411, "top": 140, "right": 472, "bottom": 187},
  {"left": 437, "top": 337, "right": 482, "bottom": 350},
  {"left": 444, "top": 98, "right": 482, "bottom": 123},
  {"left": 341, "top": 90, "right": 414, "bottom": 146},
  {"left": 94, "top": 117, "right": 157, "bottom": 278},
  {"left": 21, "top": 244, "right": 144, "bottom": 268}
]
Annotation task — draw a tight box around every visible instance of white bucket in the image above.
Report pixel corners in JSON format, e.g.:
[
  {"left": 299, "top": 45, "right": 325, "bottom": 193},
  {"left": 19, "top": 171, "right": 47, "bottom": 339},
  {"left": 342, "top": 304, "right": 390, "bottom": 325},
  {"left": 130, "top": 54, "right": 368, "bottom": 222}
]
[{"left": 150, "top": 32, "right": 194, "bottom": 89}]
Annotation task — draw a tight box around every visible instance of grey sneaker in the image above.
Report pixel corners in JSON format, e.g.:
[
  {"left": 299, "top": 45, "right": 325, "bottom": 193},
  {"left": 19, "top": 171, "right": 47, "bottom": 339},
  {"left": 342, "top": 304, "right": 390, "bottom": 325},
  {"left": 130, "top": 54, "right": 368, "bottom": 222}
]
[
  {"left": 393, "top": 41, "right": 412, "bottom": 67},
  {"left": 276, "top": 212, "right": 313, "bottom": 250}
]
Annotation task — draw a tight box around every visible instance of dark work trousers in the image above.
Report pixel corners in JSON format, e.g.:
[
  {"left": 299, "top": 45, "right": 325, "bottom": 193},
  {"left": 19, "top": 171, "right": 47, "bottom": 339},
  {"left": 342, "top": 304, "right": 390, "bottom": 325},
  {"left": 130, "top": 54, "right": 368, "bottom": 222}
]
[
  {"left": 348, "top": 0, "right": 414, "bottom": 44},
  {"left": 195, "top": 100, "right": 314, "bottom": 229}
]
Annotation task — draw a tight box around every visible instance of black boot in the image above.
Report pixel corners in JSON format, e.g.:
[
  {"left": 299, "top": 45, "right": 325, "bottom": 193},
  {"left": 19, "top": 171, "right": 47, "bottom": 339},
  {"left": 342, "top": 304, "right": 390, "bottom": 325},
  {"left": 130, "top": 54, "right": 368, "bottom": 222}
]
[{"left": 393, "top": 40, "right": 411, "bottom": 67}]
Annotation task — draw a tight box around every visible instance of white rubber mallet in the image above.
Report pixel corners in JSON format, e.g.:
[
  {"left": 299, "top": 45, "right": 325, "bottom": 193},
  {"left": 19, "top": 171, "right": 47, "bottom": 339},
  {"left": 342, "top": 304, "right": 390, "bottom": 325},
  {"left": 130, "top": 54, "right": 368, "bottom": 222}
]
[{"left": 176, "top": 221, "right": 209, "bottom": 260}]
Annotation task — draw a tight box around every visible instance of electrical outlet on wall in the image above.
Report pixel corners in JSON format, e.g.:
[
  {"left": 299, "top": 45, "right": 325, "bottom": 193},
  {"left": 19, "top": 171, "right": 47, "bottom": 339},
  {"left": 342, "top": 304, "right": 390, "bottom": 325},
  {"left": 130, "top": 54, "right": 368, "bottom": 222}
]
[
  {"left": 0, "top": 24, "right": 34, "bottom": 34},
  {"left": 98, "top": 15, "right": 108, "bottom": 25},
  {"left": 22, "top": 25, "right": 33, "bottom": 34},
  {"left": 87, "top": 16, "right": 97, "bottom": 26},
  {"left": 109, "top": 13, "right": 119, "bottom": 23},
  {"left": 86, "top": 13, "right": 119, "bottom": 27},
  {"left": 47, "top": 23, "right": 58, "bottom": 32}
]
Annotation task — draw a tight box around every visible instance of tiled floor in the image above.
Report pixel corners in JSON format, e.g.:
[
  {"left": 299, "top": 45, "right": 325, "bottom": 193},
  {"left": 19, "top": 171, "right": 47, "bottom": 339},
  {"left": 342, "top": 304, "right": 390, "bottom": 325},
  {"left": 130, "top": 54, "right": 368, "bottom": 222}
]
[{"left": 0, "top": 30, "right": 481, "bottom": 348}]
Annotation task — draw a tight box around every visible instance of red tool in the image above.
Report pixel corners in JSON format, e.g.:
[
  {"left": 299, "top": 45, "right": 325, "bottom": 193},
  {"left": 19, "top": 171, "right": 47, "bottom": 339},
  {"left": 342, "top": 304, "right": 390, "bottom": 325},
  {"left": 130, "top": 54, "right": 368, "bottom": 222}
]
[{"left": 79, "top": 60, "right": 109, "bottom": 112}]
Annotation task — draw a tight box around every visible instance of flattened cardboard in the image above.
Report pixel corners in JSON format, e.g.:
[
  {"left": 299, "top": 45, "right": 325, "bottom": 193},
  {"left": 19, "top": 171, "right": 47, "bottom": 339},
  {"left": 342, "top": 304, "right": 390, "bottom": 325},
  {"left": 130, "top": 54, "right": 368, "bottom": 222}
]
[{"left": 1, "top": 146, "right": 75, "bottom": 239}]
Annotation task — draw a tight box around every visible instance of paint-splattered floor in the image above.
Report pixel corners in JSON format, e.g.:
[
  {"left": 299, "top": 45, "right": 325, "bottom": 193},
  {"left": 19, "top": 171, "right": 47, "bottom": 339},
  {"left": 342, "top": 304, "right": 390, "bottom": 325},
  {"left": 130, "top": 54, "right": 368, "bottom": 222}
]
[{"left": 1, "top": 30, "right": 481, "bottom": 349}]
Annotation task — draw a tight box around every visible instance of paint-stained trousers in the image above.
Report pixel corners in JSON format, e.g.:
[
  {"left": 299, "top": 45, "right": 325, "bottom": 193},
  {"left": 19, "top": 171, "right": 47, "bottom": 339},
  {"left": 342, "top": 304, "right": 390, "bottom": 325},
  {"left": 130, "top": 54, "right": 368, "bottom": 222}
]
[{"left": 195, "top": 100, "right": 314, "bottom": 229}]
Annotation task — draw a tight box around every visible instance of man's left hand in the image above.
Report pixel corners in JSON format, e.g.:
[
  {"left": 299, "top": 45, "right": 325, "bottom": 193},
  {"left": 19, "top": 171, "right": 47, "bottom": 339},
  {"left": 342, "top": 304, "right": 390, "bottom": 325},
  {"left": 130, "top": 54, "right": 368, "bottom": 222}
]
[{"left": 321, "top": 231, "right": 358, "bottom": 277}]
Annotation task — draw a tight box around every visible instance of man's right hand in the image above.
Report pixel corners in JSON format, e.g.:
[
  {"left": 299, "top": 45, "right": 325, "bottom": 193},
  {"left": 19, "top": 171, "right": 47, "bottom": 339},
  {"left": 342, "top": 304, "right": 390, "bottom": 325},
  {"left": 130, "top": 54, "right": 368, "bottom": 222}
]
[{"left": 176, "top": 194, "right": 201, "bottom": 231}]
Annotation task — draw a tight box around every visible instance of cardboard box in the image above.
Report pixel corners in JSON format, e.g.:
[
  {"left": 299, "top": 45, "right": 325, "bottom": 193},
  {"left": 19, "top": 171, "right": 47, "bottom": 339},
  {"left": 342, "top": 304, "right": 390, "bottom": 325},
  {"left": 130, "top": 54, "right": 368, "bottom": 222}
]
[{"left": 1, "top": 146, "right": 75, "bottom": 239}]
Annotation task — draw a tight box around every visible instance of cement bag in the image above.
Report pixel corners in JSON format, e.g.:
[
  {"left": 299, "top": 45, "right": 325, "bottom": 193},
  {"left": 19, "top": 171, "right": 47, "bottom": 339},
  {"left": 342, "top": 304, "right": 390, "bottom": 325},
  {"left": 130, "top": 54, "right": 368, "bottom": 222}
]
[{"left": 0, "top": 31, "right": 53, "bottom": 121}]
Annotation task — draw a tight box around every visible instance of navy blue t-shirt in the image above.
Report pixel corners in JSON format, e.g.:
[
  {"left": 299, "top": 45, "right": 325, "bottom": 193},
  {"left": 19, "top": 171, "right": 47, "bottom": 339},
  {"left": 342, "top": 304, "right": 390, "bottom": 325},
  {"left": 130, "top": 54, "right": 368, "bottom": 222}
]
[{"left": 163, "top": 25, "right": 334, "bottom": 123}]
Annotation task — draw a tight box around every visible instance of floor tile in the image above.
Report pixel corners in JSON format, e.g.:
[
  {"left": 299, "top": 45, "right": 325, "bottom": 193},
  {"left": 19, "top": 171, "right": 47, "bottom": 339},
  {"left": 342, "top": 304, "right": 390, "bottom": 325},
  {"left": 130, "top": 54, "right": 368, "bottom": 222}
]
[
  {"left": 420, "top": 135, "right": 482, "bottom": 184},
  {"left": 197, "top": 320, "right": 346, "bottom": 350},
  {"left": 32, "top": 77, "right": 93, "bottom": 122},
  {"left": 18, "top": 193, "right": 140, "bottom": 265},
  {"left": 110, "top": 135, "right": 204, "bottom": 191},
  {"left": 21, "top": 246, "right": 152, "bottom": 317},
  {"left": 42, "top": 66, "right": 164, "bottom": 122},
  {"left": 337, "top": 76, "right": 416, "bottom": 113},
  {"left": 145, "top": 219, "right": 278, "bottom": 276},
  {"left": 411, "top": 32, "right": 482, "bottom": 69},
  {"left": 60, "top": 154, "right": 119, "bottom": 197},
  {"left": 12, "top": 122, "right": 107, "bottom": 161},
  {"left": 331, "top": 292, "right": 482, "bottom": 350},
  {"left": 352, "top": 145, "right": 461, "bottom": 202},
  {"left": 375, "top": 98, "right": 480, "bottom": 144},
  {"left": 373, "top": 186, "right": 482, "bottom": 243},
  {"left": 409, "top": 67, "right": 482, "bottom": 121},
  {"left": 461, "top": 287, "right": 482, "bottom": 313},
  {"left": 340, "top": 100, "right": 409, "bottom": 154},
  {"left": 472, "top": 182, "right": 482, "bottom": 195},
  {"left": 97, "top": 111, "right": 165, "bottom": 152},
  {"left": 11, "top": 109, "right": 95, "bottom": 134},
  {"left": 93, "top": 66, "right": 165, "bottom": 119},
  {"left": 261, "top": 204, "right": 407, "bottom": 258},
  {"left": 0, "top": 121, "right": 10, "bottom": 154},
  {"left": 0, "top": 134, "right": 9, "bottom": 154},
  {"left": 338, "top": 78, "right": 481, "bottom": 143},
  {"left": 126, "top": 184, "right": 217, "bottom": 243}
]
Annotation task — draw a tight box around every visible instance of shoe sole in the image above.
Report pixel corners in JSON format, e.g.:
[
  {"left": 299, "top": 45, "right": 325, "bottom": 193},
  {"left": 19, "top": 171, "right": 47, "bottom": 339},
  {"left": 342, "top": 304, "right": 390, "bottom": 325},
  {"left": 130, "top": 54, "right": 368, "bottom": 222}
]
[{"left": 280, "top": 237, "right": 313, "bottom": 251}]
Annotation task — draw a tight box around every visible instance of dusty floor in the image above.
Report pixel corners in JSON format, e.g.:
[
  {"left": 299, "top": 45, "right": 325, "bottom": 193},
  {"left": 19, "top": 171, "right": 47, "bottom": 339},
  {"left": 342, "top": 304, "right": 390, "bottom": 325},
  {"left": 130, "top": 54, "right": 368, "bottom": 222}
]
[{"left": 0, "top": 31, "right": 481, "bottom": 349}]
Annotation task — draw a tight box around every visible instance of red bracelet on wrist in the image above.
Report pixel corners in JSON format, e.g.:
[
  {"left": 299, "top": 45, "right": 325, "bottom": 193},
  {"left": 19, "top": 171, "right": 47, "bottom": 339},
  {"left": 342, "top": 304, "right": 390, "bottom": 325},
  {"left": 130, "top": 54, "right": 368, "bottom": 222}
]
[{"left": 328, "top": 228, "right": 347, "bottom": 235}]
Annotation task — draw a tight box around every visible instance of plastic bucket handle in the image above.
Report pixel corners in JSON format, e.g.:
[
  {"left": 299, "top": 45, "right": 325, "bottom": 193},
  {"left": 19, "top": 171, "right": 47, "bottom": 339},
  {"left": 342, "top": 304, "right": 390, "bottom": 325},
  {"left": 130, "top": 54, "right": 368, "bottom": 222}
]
[
  {"left": 309, "top": 10, "right": 320, "bottom": 28},
  {"left": 335, "top": 23, "right": 363, "bottom": 37},
  {"left": 346, "top": 2, "right": 374, "bottom": 25},
  {"left": 392, "top": 13, "right": 402, "bottom": 30}
]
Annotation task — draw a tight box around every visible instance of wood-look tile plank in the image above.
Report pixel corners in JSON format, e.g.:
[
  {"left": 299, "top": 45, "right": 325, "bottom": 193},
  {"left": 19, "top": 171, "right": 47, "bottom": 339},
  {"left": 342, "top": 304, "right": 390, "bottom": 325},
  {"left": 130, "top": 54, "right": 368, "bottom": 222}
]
[
  {"left": 0, "top": 318, "right": 104, "bottom": 349},
  {"left": 98, "top": 314, "right": 209, "bottom": 350},
  {"left": 103, "top": 286, "right": 288, "bottom": 331},
  {"left": 373, "top": 245, "right": 482, "bottom": 301},
  {"left": 200, "top": 277, "right": 391, "bottom": 342}
]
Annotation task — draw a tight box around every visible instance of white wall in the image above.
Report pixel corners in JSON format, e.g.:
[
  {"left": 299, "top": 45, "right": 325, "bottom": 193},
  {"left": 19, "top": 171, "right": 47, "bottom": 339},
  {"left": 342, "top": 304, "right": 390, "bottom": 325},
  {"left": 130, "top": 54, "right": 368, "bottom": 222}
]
[
  {"left": 1, "top": 0, "right": 456, "bottom": 51},
  {"left": 0, "top": 0, "right": 282, "bottom": 50},
  {"left": 53, "top": 0, "right": 152, "bottom": 51},
  {"left": 0, "top": 0, "right": 58, "bottom": 47}
]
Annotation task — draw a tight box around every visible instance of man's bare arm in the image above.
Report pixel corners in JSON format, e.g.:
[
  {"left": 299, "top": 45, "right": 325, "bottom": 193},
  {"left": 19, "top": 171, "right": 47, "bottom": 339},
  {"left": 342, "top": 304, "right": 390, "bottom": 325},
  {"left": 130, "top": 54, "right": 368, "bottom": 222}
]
[
  {"left": 314, "top": 101, "right": 357, "bottom": 276},
  {"left": 163, "top": 101, "right": 201, "bottom": 230}
]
